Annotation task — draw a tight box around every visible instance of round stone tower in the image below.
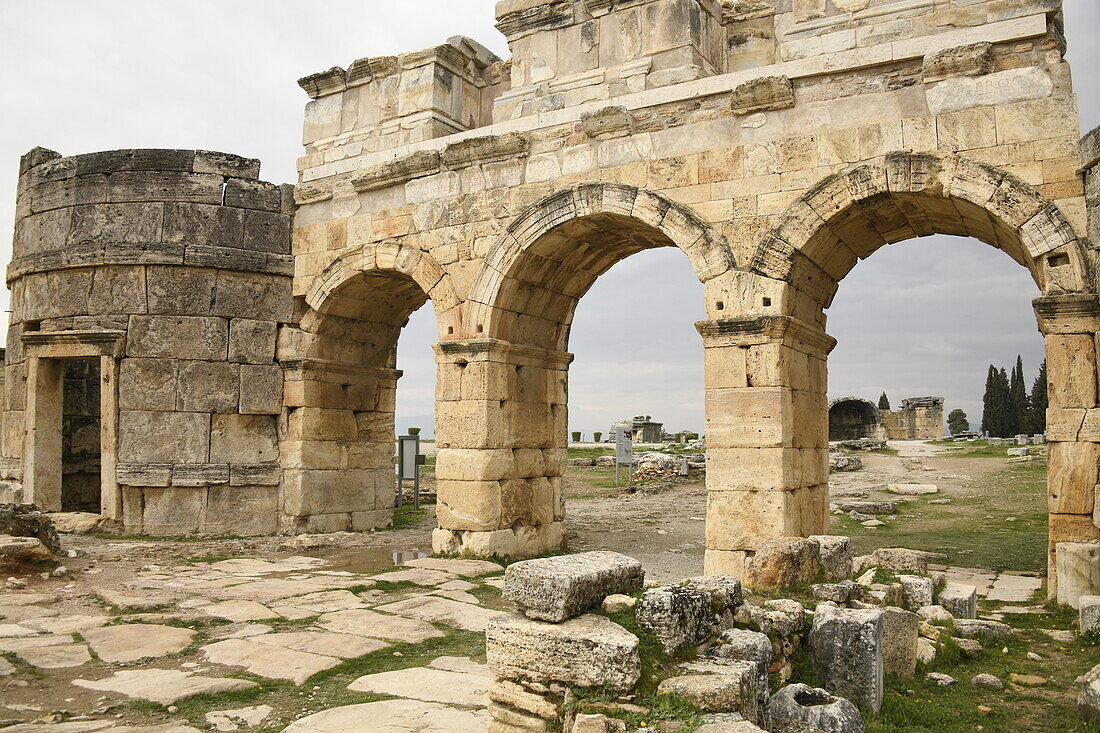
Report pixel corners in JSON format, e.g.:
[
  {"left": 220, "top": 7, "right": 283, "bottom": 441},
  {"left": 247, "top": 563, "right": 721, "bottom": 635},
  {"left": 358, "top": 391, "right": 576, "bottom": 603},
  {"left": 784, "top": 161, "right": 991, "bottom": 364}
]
[{"left": 3, "top": 148, "right": 292, "bottom": 535}]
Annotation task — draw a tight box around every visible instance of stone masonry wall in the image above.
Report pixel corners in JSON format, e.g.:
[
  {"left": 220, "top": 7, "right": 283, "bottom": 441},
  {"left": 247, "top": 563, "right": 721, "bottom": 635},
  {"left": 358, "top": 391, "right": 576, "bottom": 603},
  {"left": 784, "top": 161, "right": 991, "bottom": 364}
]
[
  {"left": 5, "top": 148, "right": 293, "bottom": 535},
  {"left": 288, "top": 0, "right": 1093, "bottom": 569}
]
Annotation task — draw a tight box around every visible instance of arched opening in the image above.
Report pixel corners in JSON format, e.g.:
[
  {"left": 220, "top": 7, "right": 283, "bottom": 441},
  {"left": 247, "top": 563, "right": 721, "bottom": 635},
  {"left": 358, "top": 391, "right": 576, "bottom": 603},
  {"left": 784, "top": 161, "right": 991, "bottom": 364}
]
[
  {"left": 828, "top": 398, "right": 883, "bottom": 442},
  {"left": 433, "top": 184, "right": 735, "bottom": 558},
  {"left": 747, "top": 152, "right": 1096, "bottom": 591},
  {"left": 282, "top": 244, "right": 455, "bottom": 534}
]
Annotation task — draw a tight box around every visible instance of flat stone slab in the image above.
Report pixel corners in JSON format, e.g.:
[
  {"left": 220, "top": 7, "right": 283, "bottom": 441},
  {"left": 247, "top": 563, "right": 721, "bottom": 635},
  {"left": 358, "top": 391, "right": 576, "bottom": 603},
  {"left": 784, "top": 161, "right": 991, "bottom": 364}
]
[
  {"left": 348, "top": 666, "right": 493, "bottom": 706},
  {"left": 376, "top": 596, "right": 507, "bottom": 632},
  {"left": 196, "top": 577, "right": 368, "bottom": 602},
  {"left": 403, "top": 557, "right": 503, "bottom": 577},
  {"left": 203, "top": 600, "right": 281, "bottom": 622},
  {"left": 15, "top": 643, "right": 92, "bottom": 668},
  {"left": 280, "top": 590, "right": 366, "bottom": 613},
  {"left": 73, "top": 669, "right": 257, "bottom": 704},
  {"left": 318, "top": 609, "right": 445, "bottom": 643},
  {"left": 201, "top": 638, "right": 341, "bottom": 685},
  {"left": 885, "top": 484, "right": 938, "bottom": 495},
  {"left": 487, "top": 612, "right": 641, "bottom": 693},
  {"left": 0, "top": 634, "right": 76, "bottom": 652},
  {"left": 0, "top": 723, "right": 117, "bottom": 732},
  {"left": 82, "top": 624, "right": 195, "bottom": 663},
  {"left": 372, "top": 568, "right": 455, "bottom": 586},
  {"left": 0, "top": 624, "right": 38, "bottom": 638},
  {"left": 0, "top": 656, "right": 14, "bottom": 675},
  {"left": 252, "top": 631, "right": 388, "bottom": 659},
  {"left": 283, "top": 700, "right": 489, "bottom": 733},
  {"left": 96, "top": 590, "right": 173, "bottom": 612},
  {"left": 0, "top": 593, "right": 57, "bottom": 606},
  {"left": 205, "top": 705, "right": 274, "bottom": 732},
  {"left": 504, "top": 551, "right": 645, "bottom": 622},
  {"left": 0, "top": 605, "right": 60, "bottom": 623},
  {"left": 24, "top": 615, "right": 111, "bottom": 634},
  {"left": 209, "top": 557, "right": 327, "bottom": 575}
]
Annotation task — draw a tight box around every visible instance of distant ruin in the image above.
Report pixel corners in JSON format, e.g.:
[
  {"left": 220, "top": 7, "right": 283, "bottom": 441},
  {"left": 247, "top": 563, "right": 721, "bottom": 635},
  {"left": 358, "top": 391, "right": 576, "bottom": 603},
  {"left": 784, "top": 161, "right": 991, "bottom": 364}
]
[
  {"left": 610, "top": 415, "right": 664, "bottom": 443},
  {"left": 829, "top": 396, "right": 944, "bottom": 442}
]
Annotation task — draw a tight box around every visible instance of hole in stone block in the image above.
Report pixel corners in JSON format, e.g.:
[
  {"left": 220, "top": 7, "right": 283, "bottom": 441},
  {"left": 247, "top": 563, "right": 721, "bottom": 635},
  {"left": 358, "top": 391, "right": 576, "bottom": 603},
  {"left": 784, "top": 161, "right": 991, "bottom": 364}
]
[
  {"left": 476, "top": 324, "right": 484, "bottom": 333},
  {"left": 762, "top": 297, "right": 772, "bottom": 307},
  {"left": 24, "top": 320, "right": 41, "bottom": 332},
  {"left": 1047, "top": 253, "right": 1070, "bottom": 268},
  {"left": 793, "top": 688, "right": 835, "bottom": 707},
  {"left": 716, "top": 301, "right": 725, "bottom": 311},
  {"left": 447, "top": 326, "right": 454, "bottom": 335}
]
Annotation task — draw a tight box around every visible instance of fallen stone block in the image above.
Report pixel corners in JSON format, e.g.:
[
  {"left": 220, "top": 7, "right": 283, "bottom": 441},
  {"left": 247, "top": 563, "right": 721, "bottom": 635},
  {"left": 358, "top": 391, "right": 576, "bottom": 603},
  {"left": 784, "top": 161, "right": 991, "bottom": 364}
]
[
  {"left": 1057, "top": 542, "right": 1100, "bottom": 608},
  {"left": 808, "top": 605, "right": 883, "bottom": 713},
  {"left": 881, "top": 607, "right": 918, "bottom": 678},
  {"left": 768, "top": 683, "right": 865, "bottom": 732},
  {"left": 1080, "top": 663, "right": 1100, "bottom": 723},
  {"left": 744, "top": 537, "right": 821, "bottom": 588},
  {"left": 812, "top": 580, "right": 861, "bottom": 604},
  {"left": 0, "top": 504, "right": 61, "bottom": 554},
  {"left": 1080, "top": 595, "right": 1100, "bottom": 634},
  {"left": 898, "top": 575, "right": 934, "bottom": 611},
  {"left": 938, "top": 583, "right": 977, "bottom": 619},
  {"left": 657, "top": 664, "right": 762, "bottom": 723},
  {"left": 0, "top": 535, "right": 56, "bottom": 570},
  {"left": 504, "top": 551, "right": 644, "bottom": 623},
  {"left": 637, "top": 585, "right": 716, "bottom": 654},
  {"left": 953, "top": 619, "right": 1011, "bottom": 640},
  {"left": 486, "top": 612, "right": 640, "bottom": 693},
  {"left": 811, "top": 536, "right": 854, "bottom": 580}
]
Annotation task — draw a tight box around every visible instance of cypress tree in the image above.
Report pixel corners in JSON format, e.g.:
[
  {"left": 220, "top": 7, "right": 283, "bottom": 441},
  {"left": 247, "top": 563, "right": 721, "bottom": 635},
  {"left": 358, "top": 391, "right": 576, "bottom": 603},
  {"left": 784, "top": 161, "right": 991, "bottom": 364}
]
[
  {"left": 994, "top": 367, "right": 1012, "bottom": 437},
  {"left": 878, "top": 392, "right": 891, "bottom": 411},
  {"left": 1008, "top": 355, "right": 1027, "bottom": 435},
  {"left": 985, "top": 363, "right": 1003, "bottom": 435},
  {"left": 1028, "top": 359, "right": 1048, "bottom": 434}
]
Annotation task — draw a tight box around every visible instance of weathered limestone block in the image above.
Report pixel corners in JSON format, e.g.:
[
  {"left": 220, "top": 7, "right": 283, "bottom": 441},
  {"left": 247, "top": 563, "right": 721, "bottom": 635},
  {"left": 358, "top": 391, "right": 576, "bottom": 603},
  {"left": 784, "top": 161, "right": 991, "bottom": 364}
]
[
  {"left": 127, "top": 315, "right": 228, "bottom": 361},
  {"left": 1047, "top": 442, "right": 1100, "bottom": 514},
  {"left": 730, "top": 76, "right": 793, "bottom": 115},
  {"left": 351, "top": 151, "right": 441, "bottom": 192},
  {"left": 898, "top": 575, "right": 934, "bottom": 612},
  {"left": 239, "top": 365, "right": 283, "bottom": 415},
  {"left": 486, "top": 612, "right": 640, "bottom": 692},
  {"left": 489, "top": 679, "right": 562, "bottom": 720},
  {"left": 580, "top": 106, "right": 635, "bottom": 139},
  {"left": 881, "top": 607, "right": 918, "bottom": 678},
  {"left": 743, "top": 537, "right": 821, "bottom": 588},
  {"left": 1057, "top": 542, "right": 1100, "bottom": 608},
  {"left": 210, "top": 415, "right": 278, "bottom": 464},
  {"left": 859, "top": 547, "right": 928, "bottom": 575},
  {"left": 808, "top": 605, "right": 883, "bottom": 713},
  {"left": 443, "top": 133, "right": 530, "bottom": 170},
  {"left": 176, "top": 361, "right": 239, "bottom": 413},
  {"left": 768, "top": 684, "right": 865, "bottom": 733},
  {"left": 0, "top": 534, "right": 56, "bottom": 568},
  {"left": 503, "top": 551, "right": 645, "bottom": 622},
  {"left": 171, "top": 464, "right": 230, "bottom": 487},
  {"left": 1082, "top": 664, "right": 1100, "bottom": 723},
  {"left": 1080, "top": 596, "right": 1100, "bottom": 634},
  {"left": 707, "top": 488, "right": 827, "bottom": 551},
  {"left": 118, "top": 358, "right": 177, "bottom": 412},
  {"left": 923, "top": 42, "right": 994, "bottom": 83},
  {"left": 432, "top": 521, "right": 564, "bottom": 560},
  {"left": 811, "top": 535, "right": 853, "bottom": 580},
  {"left": 937, "top": 583, "right": 977, "bottom": 619},
  {"left": 0, "top": 503, "right": 61, "bottom": 554},
  {"left": 214, "top": 272, "right": 292, "bottom": 322},
  {"left": 636, "top": 585, "right": 716, "bottom": 654},
  {"left": 657, "top": 665, "right": 761, "bottom": 721},
  {"left": 228, "top": 319, "right": 277, "bottom": 364},
  {"left": 682, "top": 575, "right": 744, "bottom": 615},
  {"left": 118, "top": 411, "right": 209, "bottom": 464}
]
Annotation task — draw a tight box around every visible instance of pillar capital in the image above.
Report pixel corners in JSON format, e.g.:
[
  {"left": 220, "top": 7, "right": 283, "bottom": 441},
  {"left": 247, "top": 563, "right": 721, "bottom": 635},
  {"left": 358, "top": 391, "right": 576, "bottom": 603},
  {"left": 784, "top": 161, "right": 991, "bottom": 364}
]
[
  {"left": 433, "top": 338, "right": 574, "bottom": 368},
  {"left": 695, "top": 316, "right": 836, "bottom": 356},
  {"left": 1033, "top": 294, "right": 1100, "bottom": 335}
]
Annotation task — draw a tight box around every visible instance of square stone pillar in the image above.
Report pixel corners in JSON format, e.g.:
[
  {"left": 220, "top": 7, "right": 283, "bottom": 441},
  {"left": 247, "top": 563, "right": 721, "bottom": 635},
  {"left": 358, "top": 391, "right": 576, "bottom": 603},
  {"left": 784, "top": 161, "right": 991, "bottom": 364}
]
[
  {"left": 279, "top": 358, "right": 399, "bottom": 533},
  {"left": 1034, "top": 294, "right": 1100, "bottom": 597},
  {"left": 431, "top": 339, "right": 572, "bottom": 559},
  {"left": 697, "top": 316, "right": 835, "bottom": 577}
]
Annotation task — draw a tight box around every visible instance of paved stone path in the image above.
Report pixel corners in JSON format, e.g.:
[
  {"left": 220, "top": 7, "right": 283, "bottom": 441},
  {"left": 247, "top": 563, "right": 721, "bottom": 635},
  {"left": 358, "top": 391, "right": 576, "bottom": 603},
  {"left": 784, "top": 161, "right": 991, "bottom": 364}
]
[{"left": 0, "top": 551, "right": 507, "bottom": 731}]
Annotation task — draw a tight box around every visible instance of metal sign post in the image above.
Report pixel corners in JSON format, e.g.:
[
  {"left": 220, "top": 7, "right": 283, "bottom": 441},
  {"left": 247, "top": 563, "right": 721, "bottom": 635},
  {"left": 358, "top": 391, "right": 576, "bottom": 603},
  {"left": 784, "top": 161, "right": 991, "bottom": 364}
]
[
  {"left": 614, "top": 426, "right": 633, "bottom": 488},
  {"left": 397, "top": 434, "right": 424, "bottom": 509}
]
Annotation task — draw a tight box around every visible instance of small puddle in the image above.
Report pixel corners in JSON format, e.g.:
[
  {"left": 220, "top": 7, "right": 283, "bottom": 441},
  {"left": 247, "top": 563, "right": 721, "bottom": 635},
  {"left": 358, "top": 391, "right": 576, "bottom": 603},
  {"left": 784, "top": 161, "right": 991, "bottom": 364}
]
[{"left": 303, "top": 547, "right": 429, "bottom": 574}]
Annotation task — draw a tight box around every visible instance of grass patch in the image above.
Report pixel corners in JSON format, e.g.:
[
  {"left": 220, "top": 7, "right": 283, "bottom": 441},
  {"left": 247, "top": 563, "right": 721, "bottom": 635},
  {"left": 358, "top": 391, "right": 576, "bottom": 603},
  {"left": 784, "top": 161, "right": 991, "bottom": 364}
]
[
  {"left": 390, "top": 504, "right": 433, "bottom": 531},
  {"left": 843, "top": 463, "right": 1049, "bottom": 573},
  {"left": 567, "top": 446, "right": 615, "bottom": 459}
]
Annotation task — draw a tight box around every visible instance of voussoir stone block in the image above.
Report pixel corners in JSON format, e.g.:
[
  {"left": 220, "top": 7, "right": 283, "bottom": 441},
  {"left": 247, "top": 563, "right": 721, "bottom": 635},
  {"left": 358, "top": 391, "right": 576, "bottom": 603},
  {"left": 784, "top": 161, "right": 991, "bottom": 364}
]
[
  {"left": 503, "top": 551, "right": 644, "bottom": 622},
  {"left": 486, "top": 612, "right": 640, "bottom": 692}
]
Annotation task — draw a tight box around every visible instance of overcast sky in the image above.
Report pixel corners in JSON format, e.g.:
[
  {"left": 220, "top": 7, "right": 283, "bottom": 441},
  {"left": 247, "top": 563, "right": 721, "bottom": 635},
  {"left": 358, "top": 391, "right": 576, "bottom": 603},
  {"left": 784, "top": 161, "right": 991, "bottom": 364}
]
[{"left": 1, "top": 1, "right": 1097, "bottom": 438}]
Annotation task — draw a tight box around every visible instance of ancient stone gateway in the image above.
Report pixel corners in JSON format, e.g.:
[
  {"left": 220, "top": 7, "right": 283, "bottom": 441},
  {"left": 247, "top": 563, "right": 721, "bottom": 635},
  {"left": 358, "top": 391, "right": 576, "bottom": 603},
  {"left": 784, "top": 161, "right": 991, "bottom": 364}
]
[
  {"left": 5, "top": 0, "right": 1100, "bottom": 590},
  {"left": 828, "top": 398, "right": 885, "bottom": 442}
]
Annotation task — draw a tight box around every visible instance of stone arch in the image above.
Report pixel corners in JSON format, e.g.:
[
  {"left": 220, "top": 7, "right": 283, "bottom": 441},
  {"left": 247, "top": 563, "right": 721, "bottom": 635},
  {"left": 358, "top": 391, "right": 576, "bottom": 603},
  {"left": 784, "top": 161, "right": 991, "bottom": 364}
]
[
  {"left": 732, "top": 150, "right": 1099, "bottom": 593},
  {"left": 280, "top": 242, "right": 456, "bottom": 534},
  {"left": 466, "top": 182, "right": 737, "bottom": 351},
  {"left": 748, "top": 151, "right": 1092, "bottom": 314},
  {"left": 432, "top": 183, "right": 734, "bottom": 558},
  {"left": 828, "top": 397, "right": 884, "bottom": 442}
]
